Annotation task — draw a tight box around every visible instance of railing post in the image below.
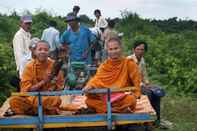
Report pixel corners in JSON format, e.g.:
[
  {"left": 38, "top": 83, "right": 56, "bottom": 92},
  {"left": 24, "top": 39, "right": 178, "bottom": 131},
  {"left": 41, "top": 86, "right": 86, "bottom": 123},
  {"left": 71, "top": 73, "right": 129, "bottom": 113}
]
[
  {"left": 107, "top": 88, "right": 112, "bottom": 130},
  {"left": 38, "top": 92, "right": 43, "bottom": 131}
]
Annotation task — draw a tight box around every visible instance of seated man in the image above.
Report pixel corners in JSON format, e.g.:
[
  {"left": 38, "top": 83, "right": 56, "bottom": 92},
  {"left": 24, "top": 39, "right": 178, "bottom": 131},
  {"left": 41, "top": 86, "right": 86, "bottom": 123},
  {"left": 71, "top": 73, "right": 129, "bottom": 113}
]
[
  {"left": 127, "top": 40, "right": 165, "bottom": 121},
  {"left": 83, "top": 37, "right": 141, "bottom": 113},
  {"left": 9, "top": 40, "right": 64, "bottom": 115}
]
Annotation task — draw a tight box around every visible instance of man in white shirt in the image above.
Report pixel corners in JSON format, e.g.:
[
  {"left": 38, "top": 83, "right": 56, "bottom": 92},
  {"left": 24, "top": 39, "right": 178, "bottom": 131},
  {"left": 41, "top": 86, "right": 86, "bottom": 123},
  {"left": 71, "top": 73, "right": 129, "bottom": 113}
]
[
  {"left": 41, "top": 20, "right": 60, "bottom": 60},
  {"left": 13, "top": 15, "right": 32, "bottom": 78},
  {"left": 19, "top": 37, "right": 40, "bottom": 77},
  {"left": 94, "top": 9, "right": 108, "bottom": 32},
  {"left": 93, "top": 9, "right": 108, "bottom": 64}
]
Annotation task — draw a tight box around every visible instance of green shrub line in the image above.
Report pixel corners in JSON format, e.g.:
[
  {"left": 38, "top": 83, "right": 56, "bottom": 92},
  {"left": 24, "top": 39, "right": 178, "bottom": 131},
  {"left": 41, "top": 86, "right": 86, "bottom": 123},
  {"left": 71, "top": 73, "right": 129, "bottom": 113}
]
[{"left": 0, "top": 11, "right": 197, "bottom": 105}]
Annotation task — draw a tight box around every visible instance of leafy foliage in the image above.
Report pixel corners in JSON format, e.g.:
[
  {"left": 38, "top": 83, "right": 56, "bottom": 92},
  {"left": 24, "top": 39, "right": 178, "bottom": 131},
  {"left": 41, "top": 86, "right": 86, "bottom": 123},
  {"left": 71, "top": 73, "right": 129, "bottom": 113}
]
[
  {"left": 0, "top": 11, "right": 197, "bottom": 106},
  {"left": 116, "top": 12, "right": 197, "bottom": 96},
  {"left": 0, "top": 42, "right": 16, "bottom": 104}
]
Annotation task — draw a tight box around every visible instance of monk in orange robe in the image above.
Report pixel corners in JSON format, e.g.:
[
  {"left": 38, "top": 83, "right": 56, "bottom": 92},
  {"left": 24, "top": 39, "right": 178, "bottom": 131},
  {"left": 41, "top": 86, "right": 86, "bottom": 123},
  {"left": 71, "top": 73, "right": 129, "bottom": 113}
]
[
  {"left": 83, "top": 37, "right": 141, "bottom": 113},
  {"left": 9, "top": 40, "right": 64, "bottom": 115}
]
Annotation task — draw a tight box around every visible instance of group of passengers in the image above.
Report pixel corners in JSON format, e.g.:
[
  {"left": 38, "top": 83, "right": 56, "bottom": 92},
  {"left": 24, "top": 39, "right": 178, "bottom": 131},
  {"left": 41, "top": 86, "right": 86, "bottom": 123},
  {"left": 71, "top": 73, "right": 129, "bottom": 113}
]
[{"left": 8, "top": 5, "right": 166, "bottom": 126}]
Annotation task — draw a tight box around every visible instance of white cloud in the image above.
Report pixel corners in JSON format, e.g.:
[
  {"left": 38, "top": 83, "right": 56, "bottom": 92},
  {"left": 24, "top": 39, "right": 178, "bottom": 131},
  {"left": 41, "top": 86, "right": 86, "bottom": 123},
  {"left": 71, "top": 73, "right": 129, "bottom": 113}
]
[{"left": 0, "top": 0, "right": 197, "bottom": 20}]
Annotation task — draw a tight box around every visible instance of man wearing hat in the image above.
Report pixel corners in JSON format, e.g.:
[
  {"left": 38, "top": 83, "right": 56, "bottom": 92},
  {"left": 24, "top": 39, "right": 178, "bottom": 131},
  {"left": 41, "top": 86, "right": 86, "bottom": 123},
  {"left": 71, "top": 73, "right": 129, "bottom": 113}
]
[
  {"left": 67, "top": 5, "right": 80, "bottom": 30},
  {"left": 13, "top": 14, "right": 32, "bottom": 78},
  {"left": 60, "top": 12, "right": 96, "bottom": 64}
]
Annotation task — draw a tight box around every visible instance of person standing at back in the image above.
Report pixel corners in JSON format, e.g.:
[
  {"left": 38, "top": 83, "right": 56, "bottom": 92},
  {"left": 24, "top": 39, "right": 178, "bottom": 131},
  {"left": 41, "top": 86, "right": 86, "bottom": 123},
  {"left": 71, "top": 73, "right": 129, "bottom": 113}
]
[
  {"left": 93, "top": 9, "right": 108, "bottom": 63},
  {"left": 60, "top": 12, "right": 96, "bottom": 64},
  {"left": 41, "top": 20, "right": 60, "bottom": 60},
  {"left": 94, "top": 9, "right": 108, "bottom": 33},
  {"left": 103, "top": 20, "right": 118, "bottom": 45},
  {"left": 67, "top": 5, "right": 80, "bottom": 30},
  {"left": 73, "top": 5, "right": 80, "bottom": 16},
  {"left": 102, "top": 20, "right": 119, "bottom": 60},
  {"left": 13, "top": 14, "right": 32, "bottom": 78}
]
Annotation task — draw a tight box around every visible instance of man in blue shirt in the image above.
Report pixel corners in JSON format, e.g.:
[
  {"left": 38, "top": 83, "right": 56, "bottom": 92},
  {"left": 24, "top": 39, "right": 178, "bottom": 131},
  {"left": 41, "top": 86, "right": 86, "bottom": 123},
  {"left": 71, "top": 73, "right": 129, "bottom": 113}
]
[{"left": 60, "top": 12, "right": 96, "bottom": 64}]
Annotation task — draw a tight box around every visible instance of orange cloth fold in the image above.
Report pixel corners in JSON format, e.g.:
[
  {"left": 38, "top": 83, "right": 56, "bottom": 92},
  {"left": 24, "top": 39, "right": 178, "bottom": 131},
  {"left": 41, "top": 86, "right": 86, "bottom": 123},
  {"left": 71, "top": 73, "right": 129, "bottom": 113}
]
[{"left": 85, "top": 57, "right": 141, "bottom": 113}]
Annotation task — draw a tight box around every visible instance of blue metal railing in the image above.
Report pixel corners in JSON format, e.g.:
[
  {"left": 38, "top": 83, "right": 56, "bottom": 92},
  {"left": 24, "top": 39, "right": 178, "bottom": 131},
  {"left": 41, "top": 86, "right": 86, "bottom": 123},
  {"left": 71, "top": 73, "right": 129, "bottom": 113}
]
[{"left": 0, "top": 88, "right": 155, "bottom": 131}]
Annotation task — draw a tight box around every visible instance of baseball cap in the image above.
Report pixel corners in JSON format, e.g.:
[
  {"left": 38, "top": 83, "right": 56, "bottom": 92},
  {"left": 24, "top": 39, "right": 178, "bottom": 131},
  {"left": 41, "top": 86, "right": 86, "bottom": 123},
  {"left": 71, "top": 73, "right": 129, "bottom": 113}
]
[
  {"left": 20, "top": 15, "right": 32, "bottom": 23},
  {"left": 66, "top": 12, "right": 79, "bottom": 22}
]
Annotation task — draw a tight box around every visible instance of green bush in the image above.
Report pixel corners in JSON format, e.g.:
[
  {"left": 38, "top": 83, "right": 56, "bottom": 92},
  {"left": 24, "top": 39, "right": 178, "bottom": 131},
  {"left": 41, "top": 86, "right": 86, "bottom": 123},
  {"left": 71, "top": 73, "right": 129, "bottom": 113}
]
[
  {"left": 0, "top": 11, "right": 197, "bottom": 105},
  {"left": 117, "top": 12, "right": 197, "bottom": 95},
  {"left": 0, "top": 42, "right": 16, "bottom": 104}
]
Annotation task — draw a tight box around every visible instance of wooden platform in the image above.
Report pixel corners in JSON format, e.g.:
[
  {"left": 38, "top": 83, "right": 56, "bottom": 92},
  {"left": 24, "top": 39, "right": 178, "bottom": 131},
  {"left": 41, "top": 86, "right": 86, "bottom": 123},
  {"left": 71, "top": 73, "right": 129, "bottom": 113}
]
[
  {"left": 0, "top": 95, "right": 155, "bottom": 118},
  {"left": 0, "top": 91, "right": 156, "bottom": 130}
]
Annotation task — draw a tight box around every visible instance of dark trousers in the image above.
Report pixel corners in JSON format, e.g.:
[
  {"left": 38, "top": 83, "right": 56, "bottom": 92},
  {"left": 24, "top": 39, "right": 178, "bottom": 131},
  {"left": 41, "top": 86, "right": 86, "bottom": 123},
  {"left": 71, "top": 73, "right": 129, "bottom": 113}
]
[
  {"left": 142, "top": 85, "right": 164, "bottom": 121},
  {"left": 10, "top": 71, "right": 20, "bottom": 91},
  {"left": 49, "top": 50, "right": 58, "bottom": 60}
]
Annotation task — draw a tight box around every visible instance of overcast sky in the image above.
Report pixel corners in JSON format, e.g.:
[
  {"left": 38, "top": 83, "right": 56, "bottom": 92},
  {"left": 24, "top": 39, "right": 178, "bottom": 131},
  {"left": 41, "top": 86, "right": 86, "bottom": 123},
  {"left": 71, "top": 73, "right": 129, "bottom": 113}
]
[{"left": 0, "top": 0, "right": 197, "bottom": 20}]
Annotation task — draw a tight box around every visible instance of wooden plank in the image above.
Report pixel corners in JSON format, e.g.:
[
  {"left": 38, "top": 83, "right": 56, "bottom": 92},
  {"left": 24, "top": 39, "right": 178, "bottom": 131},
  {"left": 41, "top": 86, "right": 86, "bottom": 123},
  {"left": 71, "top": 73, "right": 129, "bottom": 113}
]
[
  {"left": 43, "top": 120, "right": 154, "bottom": 128},
  {"left": 0, "top": 113, "right": 155, "bottom": 128},
  {"left": 114, "top": 120, "right": 154, "bottom": 125},
  {"left": 0, "top": 120, "right": 155, "bottom": 129},
  {"left": 43, "top": 121, "right": 107, "bottom": 128},
  {"left": 0, "top": 125, "right": 36, "bottom": 128}
]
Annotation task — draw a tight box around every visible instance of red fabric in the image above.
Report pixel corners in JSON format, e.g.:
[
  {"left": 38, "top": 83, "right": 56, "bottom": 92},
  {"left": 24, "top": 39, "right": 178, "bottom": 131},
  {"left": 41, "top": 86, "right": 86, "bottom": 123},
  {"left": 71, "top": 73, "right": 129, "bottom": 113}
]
[{"left": 104, "top": 93, "right": 126, "bottom": 104}]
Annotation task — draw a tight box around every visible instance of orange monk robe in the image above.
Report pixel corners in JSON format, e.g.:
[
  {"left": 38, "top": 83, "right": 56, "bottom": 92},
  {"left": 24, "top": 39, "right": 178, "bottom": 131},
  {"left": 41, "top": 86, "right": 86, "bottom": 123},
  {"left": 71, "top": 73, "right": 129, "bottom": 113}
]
[
  {"left": 85, "top": 57, "right": 141, "bottom": 113},
  {"left": 10, "top": 58, "right": 64, "bottom": 115}
]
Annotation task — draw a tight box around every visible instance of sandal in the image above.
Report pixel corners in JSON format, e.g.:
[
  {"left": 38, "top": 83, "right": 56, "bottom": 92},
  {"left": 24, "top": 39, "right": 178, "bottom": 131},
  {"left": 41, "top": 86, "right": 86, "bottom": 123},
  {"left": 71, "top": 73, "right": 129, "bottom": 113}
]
[
  {"left": 73, "top": 107, "right": 96, "bottom": 115},
  {"left": 3, "top": 108, "right": 15, "bottom": 117}
]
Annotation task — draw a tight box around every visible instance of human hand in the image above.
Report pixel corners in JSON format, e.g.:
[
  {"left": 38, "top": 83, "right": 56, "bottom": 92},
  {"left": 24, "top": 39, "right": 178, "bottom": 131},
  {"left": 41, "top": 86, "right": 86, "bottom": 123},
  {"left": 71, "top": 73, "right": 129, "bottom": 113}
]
[
  {"left": 82, "top": 51, "right": 88, "bottom": 59},
  {"left": 82, "top": 85, "right": 93, "bottom": 93},
  {"left": 48, "top": 86, "right": 56, "bottom": 91},
  {"left": 60, "top": 44, "right": 68, "bottom": 50},
  {"left": 43, "top": 72, "right": 53, "bottom": 84}
]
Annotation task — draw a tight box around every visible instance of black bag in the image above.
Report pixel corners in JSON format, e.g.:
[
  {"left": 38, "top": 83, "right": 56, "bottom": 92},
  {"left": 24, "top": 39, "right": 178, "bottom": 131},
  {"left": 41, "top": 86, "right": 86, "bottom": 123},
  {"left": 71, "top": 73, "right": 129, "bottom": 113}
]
[
  {"left": 10, "top": 75, "right": 20, "bottom": 92},
  {"left": 150, "top": 86, "right": 165, "bottom": 97}
]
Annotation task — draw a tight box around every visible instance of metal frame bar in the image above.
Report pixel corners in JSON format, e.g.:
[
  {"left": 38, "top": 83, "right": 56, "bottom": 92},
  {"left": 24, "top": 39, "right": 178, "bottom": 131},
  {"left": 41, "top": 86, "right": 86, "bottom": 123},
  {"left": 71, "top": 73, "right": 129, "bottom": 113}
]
[
  {"left": 107, "top": 88, "right": 112, "bottom": 130},
  {"left": 38, "top": 92, "right": 43, "bottom": 131}
]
